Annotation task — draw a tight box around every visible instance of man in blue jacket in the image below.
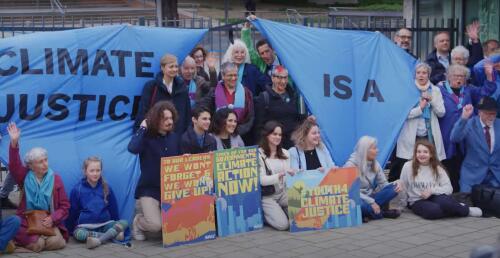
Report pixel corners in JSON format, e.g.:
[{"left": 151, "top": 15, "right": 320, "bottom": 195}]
[{"left": 451, "top": 96, "right": 500, "bottom": 194}]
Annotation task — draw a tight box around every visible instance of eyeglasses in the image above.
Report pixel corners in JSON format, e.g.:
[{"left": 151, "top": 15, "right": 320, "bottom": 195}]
[
  {"left": 272, "top": 75, "right": 288, "bottom": 80},
  {"left": 451, "top": 74, "right": 466, "bottom": 78}
]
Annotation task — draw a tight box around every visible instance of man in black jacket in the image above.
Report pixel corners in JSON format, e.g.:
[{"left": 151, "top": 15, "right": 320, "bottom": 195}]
[
  {"left": 254, "top": 66, "right": 313, "bottom": 148},
  {"left": 180, "top": 105, "right": 216, "bottom": 154}
]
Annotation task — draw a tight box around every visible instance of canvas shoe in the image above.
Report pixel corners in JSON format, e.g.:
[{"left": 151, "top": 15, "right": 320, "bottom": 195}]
[
  {"left": 132, "top": 215, "right": 146, "bottom": 241},
  {"left": 468, "top": 207, "right": 483, "bottom": 217}
]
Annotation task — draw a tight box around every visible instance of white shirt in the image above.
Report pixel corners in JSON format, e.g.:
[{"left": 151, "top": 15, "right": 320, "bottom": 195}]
[
  {"left": 163, "top": 79, "right": 173, "bottom": 94},
  {"left": 479, "top": 119, "right": 495, "bottom": 153},
  {"left": 436, "top": 52, "right": 450, "bottom": 69}
]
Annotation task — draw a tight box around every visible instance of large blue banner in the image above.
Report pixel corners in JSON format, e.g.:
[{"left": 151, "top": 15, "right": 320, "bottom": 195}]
[
  {"left": 0, "top": 25, "right": 207, "bottom": 227},
  {"left": 252, "top": 19, "right": 419, "bottom": 165}
]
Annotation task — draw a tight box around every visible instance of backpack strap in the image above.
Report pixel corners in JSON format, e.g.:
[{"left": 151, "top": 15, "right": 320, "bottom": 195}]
[{"left": 262, "top": 91, "right": 270, "bottom": 111}]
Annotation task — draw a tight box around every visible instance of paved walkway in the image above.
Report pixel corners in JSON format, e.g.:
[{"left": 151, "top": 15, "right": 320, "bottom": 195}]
[{"left": 6, "top": 212, "right": 500, "bottom": 258}]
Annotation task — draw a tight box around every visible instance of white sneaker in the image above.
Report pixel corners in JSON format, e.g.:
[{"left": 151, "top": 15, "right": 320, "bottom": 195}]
[
  {"left": 468, "top": 207, "right": 483, "bottom": 217},
  {"left": 132, "top": 215, "right": 146, "bottom": 241}
]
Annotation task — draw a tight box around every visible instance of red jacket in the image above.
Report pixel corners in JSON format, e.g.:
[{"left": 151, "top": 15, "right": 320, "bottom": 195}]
[{"left": 9, "top": 145, "right": 70, "bottom": 246}]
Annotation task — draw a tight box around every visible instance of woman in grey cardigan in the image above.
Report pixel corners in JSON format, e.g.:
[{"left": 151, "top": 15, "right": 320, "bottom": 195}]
[
  {"left": 344, "top": 136, "right": 402, "bottom": 222},
  {"left": 211, "top": 108, "right": 245, "bottom": 150}
]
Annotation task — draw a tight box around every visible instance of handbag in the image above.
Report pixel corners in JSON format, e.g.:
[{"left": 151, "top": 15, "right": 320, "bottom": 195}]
[
  {"left": 24, "top": 210, "right": 56, "bottom": 236},
  {"left": 471, "top": 184, "right": 500, "bottom": 218},
  {"left": 261, "top": 156, "right": 276, "bottom": 197}
]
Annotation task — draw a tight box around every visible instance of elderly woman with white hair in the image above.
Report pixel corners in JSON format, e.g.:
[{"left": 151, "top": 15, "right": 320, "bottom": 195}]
[
  {"left": 388, "top": 63, "right": 446, "bottom": 182},
  {"left": 344, "top": 136, "right": 402, "bottom": 222},
  {"left": 7, "top": 123, "right": 70, "bottom": 252},
  {"left": 180, "top": 56, "right": 216, "bottom": 107},
  {"left": 437, "top": 63, "right": 496, "bottom": 192},
  {"left": 451, "top": 45, "right": 478, "bottom": 84},
  {"left": 220, "top": 39, "right": 267, "bottom": 96}
]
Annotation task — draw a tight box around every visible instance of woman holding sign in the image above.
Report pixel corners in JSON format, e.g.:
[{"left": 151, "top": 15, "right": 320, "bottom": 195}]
[
  {"left": 259, "top": 121, "right": 294, "bottom": 230},
  {"left": 344, "top": 136, "right": 402, "bottom": 222},
  {"left": 288, "top": 120, "right": 336, "bottom": 172},
  {"left": 128, "top": 101, "right": 181, "bottom": 241},
  {"left": 211, "top": 108, "right": 245, "bottom": 150}
]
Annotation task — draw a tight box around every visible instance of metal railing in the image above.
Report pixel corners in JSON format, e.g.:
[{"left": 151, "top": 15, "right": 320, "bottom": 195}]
[{"left": 0, "top": 14, "right": 459, "bottom": 61}]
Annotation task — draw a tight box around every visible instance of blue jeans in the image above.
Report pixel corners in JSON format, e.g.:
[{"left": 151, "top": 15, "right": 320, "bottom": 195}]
[
  {"left": 0, "top": 215, "right": 21, "bottom": 251},
  {"left": 361, "top": 184, "right": 398, "bottom": 219}
]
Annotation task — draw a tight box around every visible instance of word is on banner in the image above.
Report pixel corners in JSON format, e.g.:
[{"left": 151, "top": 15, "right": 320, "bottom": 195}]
[
  {"left": 287, "top": 167, "right": 362, "bottom": 232},
  {"left": 161, "top": 153, "right": 216, "bottom": 247},
  {"left": 214, "top": 147, "right": 263, "bottom": 237}
]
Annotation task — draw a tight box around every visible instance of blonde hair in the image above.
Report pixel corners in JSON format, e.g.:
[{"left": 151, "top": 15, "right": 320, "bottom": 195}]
[
  {"left": 291, "top": 120, "right": 325, "bottom": 150},
  {"left": 160, "top": 54, "right": 177, "bottom": 67},
  {"left": 82, "top": 156, "right": 109, "bottom": 204}
]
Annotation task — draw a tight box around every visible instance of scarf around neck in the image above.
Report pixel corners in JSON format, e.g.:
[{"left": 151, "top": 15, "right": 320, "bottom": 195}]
[
  {"left": 24, "top": 168, "right": 54, "bottom": 211},
  {"left": 215, "top": 80, "right": 246, "bottom": 121}
]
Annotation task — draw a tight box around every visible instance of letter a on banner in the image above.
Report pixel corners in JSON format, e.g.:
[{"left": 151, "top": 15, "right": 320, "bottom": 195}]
[
  {"left": 213, "top": 147, "right": 263, "bottom": 237},
  {"left": 251, "top": 19, "right": 419, "bottom": 166}
]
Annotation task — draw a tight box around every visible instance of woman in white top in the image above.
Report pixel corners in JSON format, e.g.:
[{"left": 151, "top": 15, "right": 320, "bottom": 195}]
[
  {"left": 389, "top": 63, "right": 446, "bottom": 182},
  {"left": 288, "top": 120, "right": 335, "bottom": 172},
  {"left": 400, "top": 140, "right": 482, "bottom": 219},
  {"left": 259, "top": 121, "right": 294, "bottom": 230}
]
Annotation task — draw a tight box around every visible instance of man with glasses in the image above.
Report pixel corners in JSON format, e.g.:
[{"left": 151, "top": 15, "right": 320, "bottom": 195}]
[
  {"left": 394, "top": 28, "right": 416, "bottom": 58},
  {"left": 254, "top": 66, "right": 313, "bottom": 148}
]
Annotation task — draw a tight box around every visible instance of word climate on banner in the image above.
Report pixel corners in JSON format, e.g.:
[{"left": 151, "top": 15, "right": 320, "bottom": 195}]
[
  {"left": 214, "top": 147, "right": 263, "bottom": 237},
  {"left": 287, "top": 167, "right": 361, "bottom": 232},
  {"left": 160, "top": 153, "right": 216, "bottom": 247}
]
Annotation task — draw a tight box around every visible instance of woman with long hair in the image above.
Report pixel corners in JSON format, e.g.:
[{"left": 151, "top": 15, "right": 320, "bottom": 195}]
[
  {"left": 344, "top": 136, "right": 402, "bottom": 222},
  {"left": 259, "top": 121, "right": 293, "bottom": 230},
  {"left": 400, "top": 140, "right": 482, "bottom": 220}
]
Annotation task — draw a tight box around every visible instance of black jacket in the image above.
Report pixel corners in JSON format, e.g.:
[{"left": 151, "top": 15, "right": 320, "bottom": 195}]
[
  {"left": 254, "top": 85, "right": 307, "bottom": 149},
  {"left": 180, "top": 126, "right": 217, "bottom": 154},
  {"left": 134, "top": 72, "right": 191, "bottom": 134},
  {"left": 426, "top": 49, "right": 450, "bottom": 85}
]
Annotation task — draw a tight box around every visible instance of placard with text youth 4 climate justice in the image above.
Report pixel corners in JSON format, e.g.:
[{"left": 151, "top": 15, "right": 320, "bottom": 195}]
[
  {"left": 160, "top": 153, "right": 216, "bottom": 247},
  {"left": 287, "top": 167, "right": 362, "bottom": 232}
]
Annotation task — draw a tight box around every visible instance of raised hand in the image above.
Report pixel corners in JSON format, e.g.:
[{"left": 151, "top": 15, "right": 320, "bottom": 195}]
[
  {"left": 461, "top": 104, "right": 474, "bottom": 119},
  {"left": 466, "top": 20, "right": 480, "bottom": 43},
  {"left": 7, "top": 122, "right": 20, "bottom": 147},
  {"left": 206, "top": 53, "right": 217, "bottom": 69},
  {"left": 484, "top": 61, "right": 494, "bottom": 81}
]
